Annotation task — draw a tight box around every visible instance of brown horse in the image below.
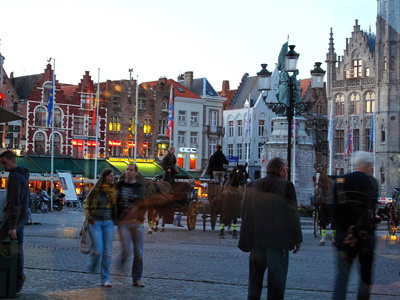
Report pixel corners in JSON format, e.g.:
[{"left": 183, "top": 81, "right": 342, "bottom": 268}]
[
  {"left": 217, "top": 164, "right": 248, "bottom": 239},
  {"left": 135, "top": 175, "right": 174, "bottom": 233},
  {"left": 313, "top": 164, "right": 335, "bottom": 246}
]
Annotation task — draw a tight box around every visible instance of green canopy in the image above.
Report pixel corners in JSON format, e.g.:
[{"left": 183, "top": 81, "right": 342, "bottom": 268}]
[
  {"left": 28, "top": 156, "right": 85, "bottom": 175},
  {"left": 72, "top": 159, "right": 122, "bottom": 179}
]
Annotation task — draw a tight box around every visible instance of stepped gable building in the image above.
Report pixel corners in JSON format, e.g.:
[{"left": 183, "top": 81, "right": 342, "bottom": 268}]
[
  {"left": 0, "top": 54, "right": 26, "bottom": 151},
  {"left": 327, "top": 0, "right": 400, "bottom": 197},
  {"left": 11, "top": 64, "right": 107, "bottom": 158}
]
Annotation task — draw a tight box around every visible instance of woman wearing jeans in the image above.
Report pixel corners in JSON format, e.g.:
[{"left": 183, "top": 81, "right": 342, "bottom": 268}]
[{"left": 84, "top": 168, "right": 116, "bottom": 287}]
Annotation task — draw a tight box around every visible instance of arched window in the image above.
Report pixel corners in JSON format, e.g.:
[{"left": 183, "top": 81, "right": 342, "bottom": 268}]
[
  {"left": 52, "top": 133, "right": 61, "bottom": 155},
  {"left": 350, "top": 92, "right": 360, "bottom": 114},
  {"left": 335, "top": 94, "right": 345, "bottom": 115},
  {"left": 34, "top": 132, "right": 45, "bottom": 154},
  {"left": 54, "top": 108, "right": 62, "bottom": 128},
  {"left": 35, "top": 107, "right": 47, "bottom": 127},
  {"left": 365, "top": 91, "right": 375, "bottom": 113}
]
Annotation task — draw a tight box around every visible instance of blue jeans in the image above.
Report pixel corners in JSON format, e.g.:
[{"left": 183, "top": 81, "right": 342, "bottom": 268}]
[
  {"left": 16, "top": 227, "right": 25, "bottom": 293},
  {"left": 248, "top": 246, "right": 289, "bottom": 300},
  {"left": 333, "top": 248, "right": 373, "bottom": 300},
  {"left": 118, "top": 223, "right": 144, "bottom": 281},
  {"left": 88, "top": 220, "right": 114, "bottom": 283}
]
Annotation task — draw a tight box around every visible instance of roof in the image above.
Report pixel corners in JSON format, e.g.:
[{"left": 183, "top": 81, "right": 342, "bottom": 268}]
[
  {"left": 190, "top": 78, "right": 220, "bottom": 97},
  {"left": 299, "top": 78, "right": 311, "bottom": 99},
  {"left": 60, "top": 84, "right": 78, "bottom": 100},
  {"left": 141, "top": 79, "right": 200, "bottom": 99},
  {"left": 218, "top": 88, "right": 237, "bottom": 109},
  {"left": 12, "top": 74, "right": 42, "bottom": 100}
]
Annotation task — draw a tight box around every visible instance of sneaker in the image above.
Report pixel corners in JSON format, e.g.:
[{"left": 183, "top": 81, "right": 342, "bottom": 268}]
[
  {"left": 101, "top": 281, "right": 112, "bottom": 287},
  {"left": 177, "top": 224, "right": 184, "bottom": 227},
  {"left": 147, "top": 228, "right": 153, "bottom": 234},
  {"left": 160, "top": 227, "right": 165, "bottom": 232},
  {"left": 133, "top": 280, "right": 145, "bottom": 287}
]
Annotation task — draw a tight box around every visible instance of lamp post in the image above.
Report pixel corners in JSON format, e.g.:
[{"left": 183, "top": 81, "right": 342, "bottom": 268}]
[{"left": 258, "top": 45, "right": 325, "bottom": 181}]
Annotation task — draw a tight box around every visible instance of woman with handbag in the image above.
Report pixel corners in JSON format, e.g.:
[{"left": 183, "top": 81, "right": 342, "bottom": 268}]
[
  {"left": 83, "top": 168, "right": 116, "bottom": 288},
  {"left": 161, "top": 146, "right": 178, "bottom": 185}
]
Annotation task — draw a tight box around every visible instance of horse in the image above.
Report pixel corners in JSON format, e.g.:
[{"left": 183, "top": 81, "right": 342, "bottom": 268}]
[
  {"left": 313, "top": 164, "right": 335, "bottom": 246},
  {"left": 136, "top": 175, "right": 174, "bottom": 233},
  {"left": 217, "top": 163, "right": 248, "bottom": 239}
]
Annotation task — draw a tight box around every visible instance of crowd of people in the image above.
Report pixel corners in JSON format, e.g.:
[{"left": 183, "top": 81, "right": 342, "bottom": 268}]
[{"left": 0, "top": 148, "right": 383, "bottom": 299}]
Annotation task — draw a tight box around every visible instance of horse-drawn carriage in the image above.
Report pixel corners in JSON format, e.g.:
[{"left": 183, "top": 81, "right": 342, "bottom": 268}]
[
  {"left": 201, "top": 164, "right": 248, "bottom": 238},
  {"left": 311, "top": 165, "right": 336, "bottom": 245},
  {"left": 145, "top": 175, "right": 198, "bottom": 232}
]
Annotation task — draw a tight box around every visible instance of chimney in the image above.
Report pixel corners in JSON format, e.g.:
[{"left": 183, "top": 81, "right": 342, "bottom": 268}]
[
  {"left": 221, "top": 80, "right": 230, "bottom": 96},
  {"left": 183, "top": 71, "right": 193, "bottom": 90}
]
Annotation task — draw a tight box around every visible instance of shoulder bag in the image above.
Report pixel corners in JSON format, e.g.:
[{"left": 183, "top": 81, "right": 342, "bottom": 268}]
[{"left": 79, "top": 219, "right": 92, "bottom": 254}]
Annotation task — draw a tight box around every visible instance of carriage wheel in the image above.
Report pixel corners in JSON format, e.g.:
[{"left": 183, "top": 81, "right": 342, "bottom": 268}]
[
  {"left": 313, "top": 209, "right": 319, "bottom": 238},
  {"left": 187, "top": 201, "right": 198, "bottom": 231}
]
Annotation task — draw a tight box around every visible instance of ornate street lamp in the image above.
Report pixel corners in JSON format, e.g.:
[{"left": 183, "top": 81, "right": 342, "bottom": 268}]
[
  {"left": 258, "top": 45, "right": 325, "bottom": 181},
  {"left": 257, "top": 64, "right": 272, "bottom": 102},
  {"left": 20, "top": 136, "right": 27, "bottom": 151}
]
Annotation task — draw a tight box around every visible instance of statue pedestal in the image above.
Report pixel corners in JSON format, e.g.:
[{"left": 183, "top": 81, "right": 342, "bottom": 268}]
[{"left": 264, "top": 117, "right": 314, "bottom": 206}]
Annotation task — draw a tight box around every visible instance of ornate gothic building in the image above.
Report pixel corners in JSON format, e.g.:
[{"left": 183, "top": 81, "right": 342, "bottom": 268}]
[{"left": 327, "top": 0, "right": 400, "bottom": 197}]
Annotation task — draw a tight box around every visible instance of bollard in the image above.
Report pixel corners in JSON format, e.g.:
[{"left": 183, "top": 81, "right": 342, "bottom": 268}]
[{"left": 0, "top": 240, "right": 18, "bottom": 298}]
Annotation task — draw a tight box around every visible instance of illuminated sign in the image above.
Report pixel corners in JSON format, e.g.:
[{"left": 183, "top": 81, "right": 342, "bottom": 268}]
[
  {"left": 108, "top": 140, "right": 122, "bottom": 146},
  {"left": 87, "top": 141, "right": 98, "bottom": 147},
  {"left": 72, "top": 139, "right": 84, "bottom": 146},
  {"left": 127, "top": 142, "right": 136, "bottom": 147},
  {"left": 179, "top": 147, "right": 196, "bottom": 153}
]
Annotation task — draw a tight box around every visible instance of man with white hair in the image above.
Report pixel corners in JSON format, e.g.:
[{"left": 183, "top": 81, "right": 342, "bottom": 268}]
[{"left": 332, "top": 151, "right": 378, "bottom": 300}]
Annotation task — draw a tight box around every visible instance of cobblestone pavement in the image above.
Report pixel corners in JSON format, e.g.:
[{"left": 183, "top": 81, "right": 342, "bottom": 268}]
[{"left": 4, "top": 210, "right": 400, "bottom": 299}]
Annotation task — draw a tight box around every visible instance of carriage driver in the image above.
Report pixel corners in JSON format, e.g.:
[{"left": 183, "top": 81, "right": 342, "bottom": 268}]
[{"left": 208, "top": 144, "right": 229, "bottom": 185}]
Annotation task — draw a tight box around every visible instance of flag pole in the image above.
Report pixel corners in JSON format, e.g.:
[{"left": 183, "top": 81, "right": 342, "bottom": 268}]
[
  {"left": 94, "top": 68, "right": 100, "bottom": 183},
  {"left": 292, "top": 117, "right": 296, "bottom": 184},
  {"left": 328, "top": 101, "right": 334, "bottom": 175},
  {"left": 351, "top": 116, "right": 354, "bottom": 172},
  {"left": 50, "top": 59, "right": 55, "bottom": 211},
  {"left": 134, "top": 75, "right": 139, "bottom": 164}
]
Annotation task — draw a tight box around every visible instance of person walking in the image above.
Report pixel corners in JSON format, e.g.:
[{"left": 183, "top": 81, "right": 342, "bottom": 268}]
[
  {"left": 0, "top": 150, "right": 30, "bottom": 295},
  {"left": 116, "top": 164, "right": 147, "bottom": 287},
  {"left": 332, "top": 151, "right": 378, "bottom": 300},
  {"left": 238, "top": 157, "right": 302, "bottom": 300},
  {"left": 161, "top": 146, "right": 178, "bottom": 185},
  {"left": 83, "top": 168, "right": 116, "bottom": 288},
  {"left": 209, "top": 145, "right": 229, "bottom": 185}
]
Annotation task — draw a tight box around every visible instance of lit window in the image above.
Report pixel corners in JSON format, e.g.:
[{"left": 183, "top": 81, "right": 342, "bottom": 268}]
[
  {"left": 365, "top": 92, "right": 375, "bottom": 113},
  {"left": 335, "top": 94, "right": 345, "bottom": 115},
  {"left": 350, "top": 93, "right": 360, "bottom": 114}
]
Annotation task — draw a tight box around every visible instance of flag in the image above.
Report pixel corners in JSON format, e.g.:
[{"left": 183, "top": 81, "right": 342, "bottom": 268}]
[
  {"left": 345, "top": 123, "right": 353, "bottom": 157},
  {"left": 243, "top": 96, "right": 251, "bottom": 140},
  {"left": 327, "top": 103, "right": 334, "bottom": 145},
  {"left": 277, "top": 41, "right": 288, "bottom": 71},
  {"left": 167, "top": 84, "right": 174, "bottom": 139},
  {"left": 369, "top": 112, "right": 374, "bottom": 151},
  {"left": 47, "top": 75, "right": 54, "bottom": 127},
  {"left": 91, "top": 90, "right": 98, "bottom": 133}
]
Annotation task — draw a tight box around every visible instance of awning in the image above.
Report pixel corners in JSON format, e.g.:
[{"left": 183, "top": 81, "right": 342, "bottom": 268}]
[
  {"left": 72, "top": 159, "right": 122, "bottom": 179},
  {"left": 0, "top": 107, "right": 25, "bottom": 123},
  {"left": 28, "top": 156, "right": 86, "bottom": 175},
  {"left": 0, "top": 157, "right": 44, "bottom": 173}
]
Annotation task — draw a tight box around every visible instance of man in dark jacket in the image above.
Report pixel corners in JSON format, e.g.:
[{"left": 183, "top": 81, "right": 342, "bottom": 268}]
[
  {"left": 116, "top": 164, "right": 147, "bottom": 287},
  {"left": 238, "top": 157, "right": 302, "bottom": 300},
  {"left": 332, "top": 151, "right": 378, "bottom": 300},
  {"left": 209, "top": 144, "right": 229, "bottom": 184},
  {"left": 161, "top": 147, "right": 177, "bottom": 185},
  {"left": 0, "top": 150, "right": 30, "bottom": 294}
]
